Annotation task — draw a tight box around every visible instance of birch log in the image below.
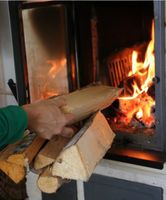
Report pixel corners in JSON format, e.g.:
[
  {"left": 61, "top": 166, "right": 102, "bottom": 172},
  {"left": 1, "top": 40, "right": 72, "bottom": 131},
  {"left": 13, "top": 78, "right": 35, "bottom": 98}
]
[
  {"left": 34, "top": 85, "right": 121, "bottom": 170},
  {"left": 60, "top": 84, "right": 122, "bottom": 123},
  {"left": 34, "top": 136, "right": 70, "bottom": 170},
  {"left": 0, "top": 133, "right": 45, "bottom": 183},
  {"left": 51, "top": 112, "right": 115, "bottom": 181},
  {"left": 37, "top": 167, "right": 68, "bottom": 193}
]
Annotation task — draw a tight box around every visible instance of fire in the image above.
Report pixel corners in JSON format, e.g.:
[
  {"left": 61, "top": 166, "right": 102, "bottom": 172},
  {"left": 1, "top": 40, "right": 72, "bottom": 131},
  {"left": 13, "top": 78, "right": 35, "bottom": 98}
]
[
  {"left": 41, "top": 58, "right": 67, "bottom": 99},
  {"left": 117, "top": 20, "right": 155, "bottom": 128},
  {"left": 47, "top": 58, "right": 67, "bottom": 79}
]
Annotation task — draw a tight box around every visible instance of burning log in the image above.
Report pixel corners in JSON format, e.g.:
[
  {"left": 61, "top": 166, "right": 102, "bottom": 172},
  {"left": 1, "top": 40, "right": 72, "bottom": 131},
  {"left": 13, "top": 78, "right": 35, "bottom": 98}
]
[
  {"left": 107, "top": 42, "right": 148, "bottom": 87},
  {"left": 120, "top": 70, "right": 149, "bottom": 97},
  {"left": 117, "top": 67, "right": 155, "bottom": 128},
  {"left": 118, "top": 91, "right": 155, "bottom": 128},
  {"left": 109, "top": 20, "right": 155, "bottom": 129}
]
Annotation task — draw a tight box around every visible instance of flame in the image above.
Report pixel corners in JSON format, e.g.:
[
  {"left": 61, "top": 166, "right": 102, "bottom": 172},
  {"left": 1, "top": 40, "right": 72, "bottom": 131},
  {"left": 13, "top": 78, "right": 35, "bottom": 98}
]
[
  {"left": 117, "top": 20, "right": 155, "bottom": 128},
  {"left": 136, "top": 108, "right": 143, "bottom": 119},
  {"left": 40, "top": 58, "right": 67, "bottom": 99},
  {"left": 47, "top": 58, "right": 66, "bottom": 79}
]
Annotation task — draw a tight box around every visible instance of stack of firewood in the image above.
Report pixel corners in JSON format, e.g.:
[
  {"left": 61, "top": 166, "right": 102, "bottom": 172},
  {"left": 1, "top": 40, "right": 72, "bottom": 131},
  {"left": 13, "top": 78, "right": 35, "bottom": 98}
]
[{"left": 0, "top": 85, "right": 122, "bottom": 195}]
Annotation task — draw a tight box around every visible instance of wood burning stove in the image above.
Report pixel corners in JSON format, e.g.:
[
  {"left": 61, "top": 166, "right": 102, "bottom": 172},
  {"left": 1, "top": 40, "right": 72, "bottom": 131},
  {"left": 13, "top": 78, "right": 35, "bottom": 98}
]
[
  {"left": 70, "top": 1, "right": 166, "bottom": 169},
  {"left": 8, "top": 1, "right": 166, "bottom": 169}
]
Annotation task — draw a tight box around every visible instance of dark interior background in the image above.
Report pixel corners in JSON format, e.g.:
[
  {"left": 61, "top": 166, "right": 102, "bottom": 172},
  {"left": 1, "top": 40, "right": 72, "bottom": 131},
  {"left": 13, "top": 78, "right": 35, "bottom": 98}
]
[{"left": 74, "top": 1, "right": 154, "bottom": 86}]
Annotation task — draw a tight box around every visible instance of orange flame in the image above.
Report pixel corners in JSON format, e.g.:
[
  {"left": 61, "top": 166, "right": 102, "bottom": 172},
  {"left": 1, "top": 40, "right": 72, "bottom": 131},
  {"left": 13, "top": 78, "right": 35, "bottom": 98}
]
[
  {"left": 40, "top": 58, "right": 67, "bottom": 99},
  {"left": 47, "top": 58, "right": 67, "bottom": 79},
  {"left": 118, "top": 20, "right": 155, "bottom": 128}
]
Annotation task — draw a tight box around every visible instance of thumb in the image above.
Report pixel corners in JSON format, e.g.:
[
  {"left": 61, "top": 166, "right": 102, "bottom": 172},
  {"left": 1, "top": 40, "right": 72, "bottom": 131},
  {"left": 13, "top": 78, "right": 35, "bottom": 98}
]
[
  {"left": 61, "top": 126, "right": 77, "bottom": 138},
  {"left": 65, "top": 113, "right": 76, "bottom": 125},
  {"left": 50, "top": 97, "right": 66, "bottom": 107}
]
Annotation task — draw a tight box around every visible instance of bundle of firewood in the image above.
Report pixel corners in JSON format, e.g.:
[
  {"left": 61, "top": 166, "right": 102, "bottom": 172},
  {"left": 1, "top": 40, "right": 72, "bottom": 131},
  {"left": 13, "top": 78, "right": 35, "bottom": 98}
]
[{"left": 0, "top": 85, "right": 122, "bottom": 194}]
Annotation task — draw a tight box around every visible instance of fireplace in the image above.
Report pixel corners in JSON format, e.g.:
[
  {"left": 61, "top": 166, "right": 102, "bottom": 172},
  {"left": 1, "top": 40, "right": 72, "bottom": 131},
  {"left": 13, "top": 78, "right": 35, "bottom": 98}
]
[
  {"left": 72, "top": 1, "right": 166, "bottom": 169},
  {"left": 8, "top": 1, "right": 166, "bottom": 169}
]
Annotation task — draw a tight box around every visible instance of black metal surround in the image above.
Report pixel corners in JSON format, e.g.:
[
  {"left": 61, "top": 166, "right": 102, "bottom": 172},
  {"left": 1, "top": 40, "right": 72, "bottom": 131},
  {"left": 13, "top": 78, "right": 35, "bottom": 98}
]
[
  {"left": 154, "top": 1, "right": 166, "bottom": 152},
  {"left": 8, "top": 1, "right": 166, "bottom": 168},
  {"left": 9, "top": 1, "right": 28, "bottom": 105},
  {"left": 84, "top": 174, "right": 163, "bottom": 200}
]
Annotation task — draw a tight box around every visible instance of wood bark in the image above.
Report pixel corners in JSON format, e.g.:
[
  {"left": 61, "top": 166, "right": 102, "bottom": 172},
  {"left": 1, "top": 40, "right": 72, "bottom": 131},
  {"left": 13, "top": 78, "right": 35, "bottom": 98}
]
[{"left": 34, "top": 136, "right": 70, "bottom": 170}]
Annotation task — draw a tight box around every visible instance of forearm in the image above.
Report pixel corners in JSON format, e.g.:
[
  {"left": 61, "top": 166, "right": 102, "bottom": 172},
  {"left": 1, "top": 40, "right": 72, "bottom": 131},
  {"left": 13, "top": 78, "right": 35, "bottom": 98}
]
[{"left": 0, "top": 106, "right": 28, "bottom": 148}]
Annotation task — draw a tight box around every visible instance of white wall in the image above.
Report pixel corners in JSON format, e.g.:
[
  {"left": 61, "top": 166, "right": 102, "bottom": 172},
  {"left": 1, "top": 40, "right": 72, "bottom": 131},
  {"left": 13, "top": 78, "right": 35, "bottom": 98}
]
[
  {"left": 0, "top": 1, "right": 17, "bottom": 107},
  {"left": 0, "top": 2, "right": 41, "bottom": 200}
]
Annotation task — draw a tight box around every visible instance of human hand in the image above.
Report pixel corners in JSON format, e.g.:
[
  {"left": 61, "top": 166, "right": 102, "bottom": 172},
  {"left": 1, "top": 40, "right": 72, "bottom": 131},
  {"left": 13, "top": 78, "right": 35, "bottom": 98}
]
[{"left": 22, "top": 98, "right": 75, "bottom": 139}]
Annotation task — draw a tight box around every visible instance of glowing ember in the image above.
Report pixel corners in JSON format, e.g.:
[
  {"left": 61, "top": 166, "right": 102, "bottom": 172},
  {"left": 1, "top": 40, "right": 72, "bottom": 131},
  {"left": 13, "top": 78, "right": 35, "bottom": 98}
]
[{"left": 116, "top": 20, "right": 155, "bottom": 128}]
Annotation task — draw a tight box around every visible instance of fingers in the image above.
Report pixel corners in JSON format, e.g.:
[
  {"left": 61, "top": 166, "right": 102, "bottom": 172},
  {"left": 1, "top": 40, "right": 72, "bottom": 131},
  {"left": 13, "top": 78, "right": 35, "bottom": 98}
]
[
  {"left": 61, "top": 127, "right": 75, "bottom": 138},
  {"left": 53, "top": 108, "right": 75, "bottom": 126},
  {"left": 47, "top": 98, "right": 76, "bottom": 125},
  {"left": 24, "top": 97, "right": 77, "bottom": 140},
  {"left": 64, "top": 113, "right": 76, "bottom": 125},
  {"left": 50, "top": 97, "right": 66, "bottom": 107}
]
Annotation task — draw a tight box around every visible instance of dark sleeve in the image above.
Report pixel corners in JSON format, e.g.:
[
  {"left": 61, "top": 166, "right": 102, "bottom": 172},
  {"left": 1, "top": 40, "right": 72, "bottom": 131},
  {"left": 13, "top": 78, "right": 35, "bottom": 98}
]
[{"left": 0, "top": 105, "right": 28, "bottom": 148}]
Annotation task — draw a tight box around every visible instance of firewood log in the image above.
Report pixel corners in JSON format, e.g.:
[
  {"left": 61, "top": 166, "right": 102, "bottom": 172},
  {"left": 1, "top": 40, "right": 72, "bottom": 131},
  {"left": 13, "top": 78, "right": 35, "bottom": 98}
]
[
  {"left": 51, "top": 112, "right": 115, "bottom": 181},
  {"left": 0, "top": 132, "right": 45, "bottom": 183},
  {"left": 0, "top": 85, "right": 120, "bottom": 184},
  {"left": 34, "top": 85, "right": 121, "bottom": 170},
  {"left": 37, "top": 167, "right": 68, "bottom": 193},
  {"left": 34, "top": 136, "right": 70, "bottom": 170},
  {"left": 38, "top": 111, "right": 115, "bottom": 193},
  {"left": 60, "top": 84, "right": 122, "bottom": 123}
]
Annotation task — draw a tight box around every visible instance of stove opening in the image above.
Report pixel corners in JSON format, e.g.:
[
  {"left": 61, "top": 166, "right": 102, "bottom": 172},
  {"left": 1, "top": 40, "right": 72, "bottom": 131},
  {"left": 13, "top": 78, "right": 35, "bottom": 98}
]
[
  {"left": 107, "top": 20, "right": 155, "bottom": 144},
  {"left": 76, "top": 2, "right": 155, "bottom": 145},
  {"left": 74, "top": 1, "right": 166, "bottom": 167}
]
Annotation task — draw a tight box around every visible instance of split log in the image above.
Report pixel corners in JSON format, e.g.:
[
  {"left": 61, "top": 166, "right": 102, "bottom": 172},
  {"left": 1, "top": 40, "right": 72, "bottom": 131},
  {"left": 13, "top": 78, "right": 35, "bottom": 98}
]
[
  {"left": 34, "top": 85, "right": 121, "bottom": 170},
  {"left": 59, "top": 84, "right": 122, "bottom": 123},
  {"left": 34, "top": 136, "right": 70, "bottom": 170},
  {"left": 37, "top": 167, "right": 68, "bottom": 193},
  {"left": 51, "top": 111, "right": 115, "bottom": 181},
  {"left": 0, "top": 132, "right": 45, "bottom": 183}
]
